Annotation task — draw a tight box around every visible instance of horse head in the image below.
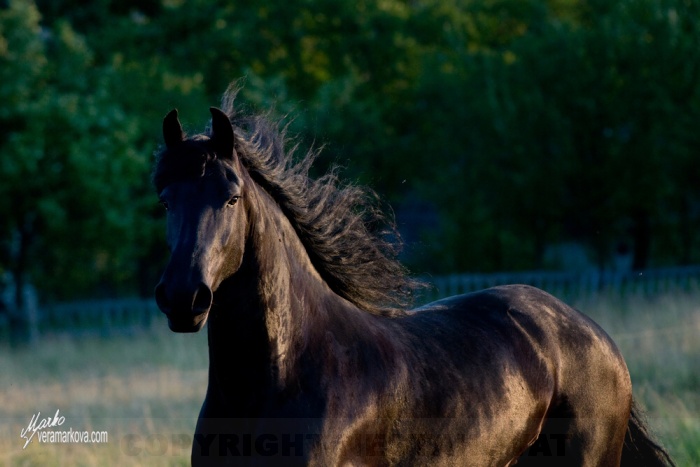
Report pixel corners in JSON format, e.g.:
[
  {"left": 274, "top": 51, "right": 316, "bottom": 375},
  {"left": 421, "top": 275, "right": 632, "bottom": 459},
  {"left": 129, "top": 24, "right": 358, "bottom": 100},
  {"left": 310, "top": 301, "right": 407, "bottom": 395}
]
[{"left": 154, "top": 108, "right": 249, "bottom": 332}]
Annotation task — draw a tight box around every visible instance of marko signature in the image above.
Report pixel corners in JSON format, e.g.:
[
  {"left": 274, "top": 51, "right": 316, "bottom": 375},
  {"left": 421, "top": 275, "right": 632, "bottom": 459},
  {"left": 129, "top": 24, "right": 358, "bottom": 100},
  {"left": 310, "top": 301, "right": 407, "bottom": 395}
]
[{"left": 19, "top": 409, "right": 65, "bottom": 449}]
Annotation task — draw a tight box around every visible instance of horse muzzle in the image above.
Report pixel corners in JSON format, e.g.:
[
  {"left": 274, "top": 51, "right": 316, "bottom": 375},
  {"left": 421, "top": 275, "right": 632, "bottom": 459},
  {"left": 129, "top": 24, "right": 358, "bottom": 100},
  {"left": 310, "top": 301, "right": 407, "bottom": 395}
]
[{"left": 155, "top": 281, "right": 213, "bottom": 333}]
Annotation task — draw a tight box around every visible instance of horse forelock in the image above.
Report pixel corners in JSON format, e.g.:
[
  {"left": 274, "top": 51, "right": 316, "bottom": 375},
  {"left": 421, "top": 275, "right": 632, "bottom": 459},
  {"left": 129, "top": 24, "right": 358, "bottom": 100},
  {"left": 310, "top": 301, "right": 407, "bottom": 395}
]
[{"left": 153, "top": 138, "right": 218, "bottom": 193}]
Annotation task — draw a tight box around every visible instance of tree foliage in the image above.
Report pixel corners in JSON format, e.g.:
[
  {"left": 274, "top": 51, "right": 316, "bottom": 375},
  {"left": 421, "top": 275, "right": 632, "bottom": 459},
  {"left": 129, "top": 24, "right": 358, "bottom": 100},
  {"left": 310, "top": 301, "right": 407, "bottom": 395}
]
[{"left": 1, "top": 0, "right": 700, "bottom": 304}]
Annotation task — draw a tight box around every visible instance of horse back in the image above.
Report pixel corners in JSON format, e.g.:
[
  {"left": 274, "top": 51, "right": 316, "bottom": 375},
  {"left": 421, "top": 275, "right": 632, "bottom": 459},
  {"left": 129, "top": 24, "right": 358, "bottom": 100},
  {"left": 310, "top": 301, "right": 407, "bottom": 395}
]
[{"left": 412, "top": 284, "right": 632, "bottom": 413}]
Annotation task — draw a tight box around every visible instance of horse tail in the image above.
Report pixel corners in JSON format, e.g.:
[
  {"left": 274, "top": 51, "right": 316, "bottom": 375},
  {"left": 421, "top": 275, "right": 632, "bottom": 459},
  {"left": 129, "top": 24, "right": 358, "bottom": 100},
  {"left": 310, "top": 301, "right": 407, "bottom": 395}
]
[{"left": 621, "top": 399, "right": 675, "bottom": 467}]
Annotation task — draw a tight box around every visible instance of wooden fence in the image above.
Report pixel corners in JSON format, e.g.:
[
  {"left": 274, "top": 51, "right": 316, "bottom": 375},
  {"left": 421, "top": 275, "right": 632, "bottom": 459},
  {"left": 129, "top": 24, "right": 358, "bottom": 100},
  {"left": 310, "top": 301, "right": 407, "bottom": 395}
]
[
  {"left": 2, "top": 265, "right": 700, "bottom": 340},
  {"left": 422, "top": 265, "right": 700, "bottom": 303},
  {"left": 39, "top": 298, "right": 161, "bottom": 338}
]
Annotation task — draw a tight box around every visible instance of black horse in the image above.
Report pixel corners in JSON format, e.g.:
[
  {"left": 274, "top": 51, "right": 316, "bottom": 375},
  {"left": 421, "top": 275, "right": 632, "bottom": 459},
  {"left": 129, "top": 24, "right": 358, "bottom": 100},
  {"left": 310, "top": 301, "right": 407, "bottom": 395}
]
[{"left": 153, "top": 87, "right": 674, "bottom": 466}]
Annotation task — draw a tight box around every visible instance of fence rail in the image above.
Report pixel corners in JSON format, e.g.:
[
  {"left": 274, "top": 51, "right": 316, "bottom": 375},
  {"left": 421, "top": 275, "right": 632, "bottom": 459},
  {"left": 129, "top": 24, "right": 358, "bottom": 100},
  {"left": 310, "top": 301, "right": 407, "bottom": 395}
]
[
  {"left": 423, "top": 265, "right": 700, "bottom": 303},
  {"left": 2, "top": 265, "right": 700, "bottom": 340},
  {"left": 40, "top": 298, "right": 161, "bottom": 337}
]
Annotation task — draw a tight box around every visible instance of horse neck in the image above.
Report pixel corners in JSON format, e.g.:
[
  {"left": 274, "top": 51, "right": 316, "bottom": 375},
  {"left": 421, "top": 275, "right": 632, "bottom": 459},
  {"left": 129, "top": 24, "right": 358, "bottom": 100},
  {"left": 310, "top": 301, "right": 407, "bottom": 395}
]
[{"left": 207, "top": 184, "right": 364, "bottom": 394}]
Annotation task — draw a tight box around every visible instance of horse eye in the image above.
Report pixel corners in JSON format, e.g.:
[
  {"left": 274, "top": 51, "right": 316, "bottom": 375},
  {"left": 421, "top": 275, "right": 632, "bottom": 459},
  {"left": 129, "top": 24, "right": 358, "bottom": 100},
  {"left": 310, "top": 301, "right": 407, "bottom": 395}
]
[
  {"left": 227, "top": 196, "right": 240, "bottom": 207},
  {"left": 159, "top": 199, "right": 169, "bottom": 210}
]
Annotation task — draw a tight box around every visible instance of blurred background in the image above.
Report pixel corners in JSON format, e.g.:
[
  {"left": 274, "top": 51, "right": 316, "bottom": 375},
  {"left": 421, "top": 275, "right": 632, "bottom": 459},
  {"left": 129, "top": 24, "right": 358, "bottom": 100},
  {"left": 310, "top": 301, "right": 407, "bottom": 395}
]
[{"left": 1, "top": 0, "right": 699, "bottom": 464}]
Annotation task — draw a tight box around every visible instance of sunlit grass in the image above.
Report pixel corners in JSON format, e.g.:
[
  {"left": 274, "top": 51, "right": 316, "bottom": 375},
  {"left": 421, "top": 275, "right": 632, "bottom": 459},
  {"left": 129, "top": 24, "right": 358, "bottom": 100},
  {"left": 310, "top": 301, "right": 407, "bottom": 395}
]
[
  {"left": 0, "top": 292, "right": 697, "bottom": 465},
  {"left": 0, "top": 327, "right": 208, "bottom": 466},
  {"left": 574, "top": 292, "right": 700, "bottom": 466}
]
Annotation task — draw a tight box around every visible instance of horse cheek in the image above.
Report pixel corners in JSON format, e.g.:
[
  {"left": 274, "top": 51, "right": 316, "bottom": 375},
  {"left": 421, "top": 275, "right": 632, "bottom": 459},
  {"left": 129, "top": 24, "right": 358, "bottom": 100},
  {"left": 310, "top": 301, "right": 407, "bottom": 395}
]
[{"left": 218, "top": 212, "right": 247, "bottom": 282}]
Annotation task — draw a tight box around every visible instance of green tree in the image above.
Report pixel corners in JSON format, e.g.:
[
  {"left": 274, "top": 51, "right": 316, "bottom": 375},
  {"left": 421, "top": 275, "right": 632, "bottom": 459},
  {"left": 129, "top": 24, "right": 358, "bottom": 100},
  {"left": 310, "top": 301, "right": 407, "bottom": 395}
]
[
  {"left": 410, "top": 0, "right": 700, "bottom": 272},
  {"left": 0, "top": 1, "right": 151, "bottom": 342}
]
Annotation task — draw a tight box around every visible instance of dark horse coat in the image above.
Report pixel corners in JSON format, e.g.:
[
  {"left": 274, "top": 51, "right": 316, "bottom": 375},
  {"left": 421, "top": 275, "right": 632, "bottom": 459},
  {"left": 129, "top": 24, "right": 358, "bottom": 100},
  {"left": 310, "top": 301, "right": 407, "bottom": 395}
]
[{"left": 153, "top": 87, "right": 674, "bottom": 466}]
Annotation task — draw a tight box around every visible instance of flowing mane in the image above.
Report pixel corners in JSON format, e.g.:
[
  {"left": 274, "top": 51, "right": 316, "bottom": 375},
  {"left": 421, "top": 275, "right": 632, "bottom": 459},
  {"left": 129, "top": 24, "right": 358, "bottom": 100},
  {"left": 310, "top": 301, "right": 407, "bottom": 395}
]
[{"left": 154, "top": 86, "right": 422, "bottom": 316}]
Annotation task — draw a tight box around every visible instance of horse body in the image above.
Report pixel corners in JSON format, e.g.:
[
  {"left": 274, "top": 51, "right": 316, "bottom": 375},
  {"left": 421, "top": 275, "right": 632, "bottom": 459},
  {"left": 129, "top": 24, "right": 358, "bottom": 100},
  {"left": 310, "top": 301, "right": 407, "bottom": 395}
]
[
  {"left": 153, "top": 89, "right": 673, "bottom": 466},
  {"left": 199, "top": 250, "right": 629, "bottom": 465}
]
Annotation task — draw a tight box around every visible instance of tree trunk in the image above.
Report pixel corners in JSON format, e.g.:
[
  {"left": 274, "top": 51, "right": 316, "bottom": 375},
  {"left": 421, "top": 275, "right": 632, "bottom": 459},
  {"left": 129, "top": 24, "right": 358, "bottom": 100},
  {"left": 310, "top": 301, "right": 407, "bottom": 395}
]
[
  {"left": 10, "top": 222, "right": 39, "bottom": 347},
  {"left": 631, "top": 211, "right": 651, "bottom": 271},
  {"left": 679, "top": 196, "right": 692, "bottom": 265}
]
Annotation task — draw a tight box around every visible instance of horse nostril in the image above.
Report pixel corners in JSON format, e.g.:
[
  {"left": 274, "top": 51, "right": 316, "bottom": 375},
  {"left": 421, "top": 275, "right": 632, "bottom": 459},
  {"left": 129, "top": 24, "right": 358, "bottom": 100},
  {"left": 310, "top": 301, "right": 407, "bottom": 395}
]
[
  {"left": 155, "top": 283, "right": 170, "bottom": 312},
  {"left": 156, "top": 281, "right": 211, "bottom": 315},
  {"left": 192, "top": 283, "right": 213, "bottom": 314}
]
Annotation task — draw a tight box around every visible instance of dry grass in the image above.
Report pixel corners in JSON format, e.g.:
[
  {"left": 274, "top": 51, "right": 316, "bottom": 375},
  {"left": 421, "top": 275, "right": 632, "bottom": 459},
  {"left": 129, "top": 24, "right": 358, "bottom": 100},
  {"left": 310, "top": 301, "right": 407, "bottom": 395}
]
[
  {"left": 574, "top": 292, "right": 700, "bottom": 466},
  {"left": 0, "top": 329, "right": 208, "bottom": 466},
  {"left": 0, "top": 292, "right": 697, "bottom": 466}
]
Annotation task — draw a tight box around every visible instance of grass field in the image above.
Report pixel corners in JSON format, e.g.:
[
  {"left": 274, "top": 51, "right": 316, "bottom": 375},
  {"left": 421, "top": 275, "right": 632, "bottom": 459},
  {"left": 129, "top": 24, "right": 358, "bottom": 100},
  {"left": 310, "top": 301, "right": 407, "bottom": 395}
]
[{"left": 0, "top": 292, "right": 698, "bottom": 466}]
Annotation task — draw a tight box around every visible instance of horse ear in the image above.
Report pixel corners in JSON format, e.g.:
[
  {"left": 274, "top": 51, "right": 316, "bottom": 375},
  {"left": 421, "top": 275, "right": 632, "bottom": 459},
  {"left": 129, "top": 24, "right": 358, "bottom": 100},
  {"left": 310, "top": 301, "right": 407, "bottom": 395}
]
[
  {"left": 209, "top": 107, "right": 236, "bottom": 160},
  {"left": 163, "top": 109, "right": 184, "bottom": 148}
]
